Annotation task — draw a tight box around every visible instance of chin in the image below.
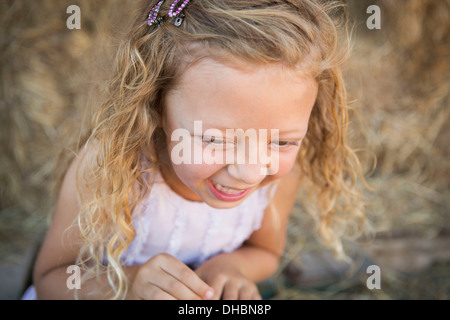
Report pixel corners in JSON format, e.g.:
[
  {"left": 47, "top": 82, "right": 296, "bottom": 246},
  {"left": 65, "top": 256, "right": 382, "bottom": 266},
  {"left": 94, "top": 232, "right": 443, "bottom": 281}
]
[{"left": 203, "top": 198, "right": 247, "bottom": 209}]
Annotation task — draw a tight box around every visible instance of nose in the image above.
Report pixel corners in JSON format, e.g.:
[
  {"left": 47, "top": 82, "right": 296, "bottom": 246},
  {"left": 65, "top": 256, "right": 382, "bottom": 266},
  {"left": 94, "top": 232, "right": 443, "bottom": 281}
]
[{"left": 227, "top": 162, "right": 268, "bottom": 187}]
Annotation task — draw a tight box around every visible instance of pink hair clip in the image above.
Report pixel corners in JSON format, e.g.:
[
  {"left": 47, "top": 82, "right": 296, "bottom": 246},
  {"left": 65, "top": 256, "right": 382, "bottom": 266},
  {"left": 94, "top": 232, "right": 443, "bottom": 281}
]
[
  {"left": 147, "top": 0, "right": 190, "bottom": 28},
  {"left": 168, "top": 0, "right": 190, "bottom": 26},
  {"left": 147, "top": 0, "right": 165, "bottom": 27},
  {"left": 168, "top": 0, "right": 190, "bottom": 17}
]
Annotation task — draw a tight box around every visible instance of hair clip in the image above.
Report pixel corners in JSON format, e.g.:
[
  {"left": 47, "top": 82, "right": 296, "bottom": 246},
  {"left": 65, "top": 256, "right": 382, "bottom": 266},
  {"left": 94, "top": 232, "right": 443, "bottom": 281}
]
[
  {"left": 147, "top": 0, "right": 190, "bottom": 28},
  {"left": 169, "top": 0, "right": 190, "bottom": 27},
  {"left": 174, "top": 13, "right": 185, "bottom": 27},
  {"left": 168, "top": 0, "right": 190, "bottom": 18},
  {"left": 147, "top": 0, "right": 165, "bottom": 27}
]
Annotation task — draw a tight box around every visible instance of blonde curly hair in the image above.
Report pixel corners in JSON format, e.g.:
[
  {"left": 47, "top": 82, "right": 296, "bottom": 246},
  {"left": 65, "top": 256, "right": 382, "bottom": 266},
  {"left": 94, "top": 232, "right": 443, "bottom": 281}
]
[{"left": 74, "top": 0, "right": 366, "bottom": 299}]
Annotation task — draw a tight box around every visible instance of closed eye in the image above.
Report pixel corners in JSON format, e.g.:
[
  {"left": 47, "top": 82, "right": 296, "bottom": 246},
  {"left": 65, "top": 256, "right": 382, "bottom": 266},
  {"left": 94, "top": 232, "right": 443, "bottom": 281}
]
[
  {"left": 202, "top": 136, "right": 225, "bottom": 144},
  {"left": 271, "top": 140, "right": 300, "bottom": 147}
]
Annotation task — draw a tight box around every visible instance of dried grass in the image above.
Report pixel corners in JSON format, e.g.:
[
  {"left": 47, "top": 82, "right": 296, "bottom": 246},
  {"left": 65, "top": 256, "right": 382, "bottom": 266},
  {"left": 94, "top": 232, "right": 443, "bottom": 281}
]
[{"left": 275, "top": 0, "right": 450, "bottom": 299}]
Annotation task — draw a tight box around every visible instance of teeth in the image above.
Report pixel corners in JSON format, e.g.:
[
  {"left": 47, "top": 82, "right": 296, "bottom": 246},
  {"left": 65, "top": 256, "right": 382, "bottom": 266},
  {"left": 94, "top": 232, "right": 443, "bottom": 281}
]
[{"left": 213, "top": 182, "right": 245, "bottom": 194}]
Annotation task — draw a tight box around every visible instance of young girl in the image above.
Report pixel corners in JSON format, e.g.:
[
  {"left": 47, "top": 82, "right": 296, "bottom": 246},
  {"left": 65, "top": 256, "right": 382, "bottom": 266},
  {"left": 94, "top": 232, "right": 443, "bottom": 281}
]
[{"left": 25, "top": 0, "right": 365, "bottom": 300}]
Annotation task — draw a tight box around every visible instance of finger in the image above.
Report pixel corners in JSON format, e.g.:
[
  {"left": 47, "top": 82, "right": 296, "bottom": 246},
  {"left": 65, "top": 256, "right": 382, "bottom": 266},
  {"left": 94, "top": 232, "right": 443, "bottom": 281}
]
[
  {"left": 146, "top": 262, "right": 204, "bottom": 300},
  {"left": 158, "top": 254, "right": 214, "bottom": 299},
  {"left": 137, "top": 282, "right": 177, "bottom": 300},
  {"left": 156, "top": 271, "right": 204, "bottom": 300},
  {"left": 252, "top": 291, "right": 262, "bottom": 300},
  {"left": 222, "top": 281, "right": 239, "bottom": 300},
  {"left": 138, "top": 260, "right": 203, "bottom": 300},
  {"left": 150, "top": 288, "right": 177, "bottom": 300},
  {"left": 207, "top": 275, "right": 227, "bottom": 300},
  {"left": 238, "top": 285, "right": 257, "bottom": 300}
]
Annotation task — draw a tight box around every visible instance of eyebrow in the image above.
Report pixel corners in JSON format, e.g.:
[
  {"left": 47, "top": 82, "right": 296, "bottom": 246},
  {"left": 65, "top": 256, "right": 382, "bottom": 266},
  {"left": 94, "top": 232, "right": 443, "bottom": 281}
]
[
  {"left": 277, "top": 128, "right": 307, "bottom": 134},
  {"left": 201, "top": 124, "right": 305, "bottom": 133},
  {"left": 199, "top": 125, "right": 306, "bottom": 139}
]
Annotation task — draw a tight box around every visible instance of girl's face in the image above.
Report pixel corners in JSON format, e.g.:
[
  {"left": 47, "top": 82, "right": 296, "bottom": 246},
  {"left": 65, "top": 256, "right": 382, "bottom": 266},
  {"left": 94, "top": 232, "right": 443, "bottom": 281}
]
[{"left": 161, "top": 58, "right": 318, "bottom": 209}]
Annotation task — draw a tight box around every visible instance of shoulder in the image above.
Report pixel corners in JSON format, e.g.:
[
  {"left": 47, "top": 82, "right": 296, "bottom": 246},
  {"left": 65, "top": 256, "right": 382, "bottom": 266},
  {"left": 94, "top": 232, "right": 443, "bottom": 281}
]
[
  {"left": 48, "top": 141, "right": 100, "bottom": 236},
  {"left": 33, "top": 142, "right": 100, "bottom": 287},
  {"left": 53, "top": 141, "right": 100, "bottom": 208}
]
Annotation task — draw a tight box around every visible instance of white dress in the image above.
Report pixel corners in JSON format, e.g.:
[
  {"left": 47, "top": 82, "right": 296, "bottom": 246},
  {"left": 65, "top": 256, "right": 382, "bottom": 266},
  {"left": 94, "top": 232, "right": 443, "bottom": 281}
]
[{"left": 22, "top": 170, "right": 277, "bottom": 299}]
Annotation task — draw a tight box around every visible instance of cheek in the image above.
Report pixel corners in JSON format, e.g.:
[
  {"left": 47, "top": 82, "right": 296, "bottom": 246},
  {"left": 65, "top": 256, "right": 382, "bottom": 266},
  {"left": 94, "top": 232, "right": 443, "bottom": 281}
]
[
  {"left": 271, "top": 151, "right": 299, "bottom": 178},
  {"left": 172, "top": 163, "right": 222, "bottom": 184},
  {"left": 168, "top": 139, "right": 224, "bottom": 182}
]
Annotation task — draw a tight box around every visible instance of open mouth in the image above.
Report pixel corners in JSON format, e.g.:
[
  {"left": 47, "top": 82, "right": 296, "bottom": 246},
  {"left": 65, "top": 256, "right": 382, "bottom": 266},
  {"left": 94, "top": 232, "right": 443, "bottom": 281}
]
[{"left": 207, "top": 179, "right": 251, "bottom": 202}]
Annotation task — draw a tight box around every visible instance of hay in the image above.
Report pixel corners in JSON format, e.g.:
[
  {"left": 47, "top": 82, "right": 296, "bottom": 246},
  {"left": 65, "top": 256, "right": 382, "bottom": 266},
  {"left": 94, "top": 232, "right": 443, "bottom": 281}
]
[
  {"left": 0, "top": 0, "right": 137, "bottom": 264},
  {"left": 0, "top": 0, "right": 136, "bottom": 217},
  {"left": 345, "top": 0, "right": 450, "bottom": 236},
  {"left": 0, "top": 0, "right": 448, "bottom": 299},
  {"left": 274, "top": 0, "right": 450, "bottom": 299}
]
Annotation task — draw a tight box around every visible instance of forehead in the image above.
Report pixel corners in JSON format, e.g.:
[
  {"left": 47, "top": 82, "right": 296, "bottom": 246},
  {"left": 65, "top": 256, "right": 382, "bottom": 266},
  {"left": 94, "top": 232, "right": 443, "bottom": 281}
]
[{"left": 165, "top": 57, "right": 318, "bottom": 133}]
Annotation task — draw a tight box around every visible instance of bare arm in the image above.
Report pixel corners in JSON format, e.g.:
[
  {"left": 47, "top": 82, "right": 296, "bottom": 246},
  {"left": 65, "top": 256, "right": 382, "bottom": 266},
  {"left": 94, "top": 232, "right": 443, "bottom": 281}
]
[{"left": 33, "top": 145, "right": 139, "bottom": 299}]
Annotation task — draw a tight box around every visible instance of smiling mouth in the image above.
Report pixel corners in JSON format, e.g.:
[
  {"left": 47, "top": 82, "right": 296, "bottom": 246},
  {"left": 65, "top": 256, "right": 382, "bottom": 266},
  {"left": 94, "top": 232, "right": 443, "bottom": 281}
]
[
  {"left": 211, "top": 181, "right": 247, "bottom": 194},
  {"left": 207, "top": 179, "right": 252, "bottom": 202}
]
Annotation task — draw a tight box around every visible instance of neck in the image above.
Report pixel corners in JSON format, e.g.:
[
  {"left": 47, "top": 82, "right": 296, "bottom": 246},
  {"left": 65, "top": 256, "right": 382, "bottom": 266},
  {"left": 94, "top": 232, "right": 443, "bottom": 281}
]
[{"left": 157, "top": 144, "right": 203, "bottom": 202}]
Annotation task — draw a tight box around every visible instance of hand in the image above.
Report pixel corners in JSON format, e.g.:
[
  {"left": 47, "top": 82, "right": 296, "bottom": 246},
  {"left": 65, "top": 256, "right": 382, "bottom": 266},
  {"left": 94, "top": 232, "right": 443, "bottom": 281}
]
[
  {"left": 130, "top": 253, "right": 214, "bottom": 300},
  {"left": 195, "top": 255, "right": 262, "bottom": 300}
]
